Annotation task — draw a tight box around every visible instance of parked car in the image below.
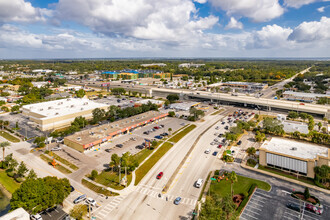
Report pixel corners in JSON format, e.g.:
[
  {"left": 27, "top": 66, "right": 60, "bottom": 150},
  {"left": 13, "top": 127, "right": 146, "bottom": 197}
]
[
  {"left": 116, "top": 144, "right": 123, "bottom": 148},
  {"left": 143, "top": 131, "right": 150, "bottom": 135},
  {"left": 30, "top": 214, "right": 42, "bottom": 220},
  {"left": 221, "top": 121, "right": 225, "bottom": 125},
  {"left": 205, "top": 149, "right": 211, "bottom": 154},
  {"left": 237, "top": 140, "right": 242, "bottom": 145},
  {"left": 130, "top": 137, "right": 136, "bottom": 141},
  {"left": 154, "top": 135, "right": 163, "bottom": 139},
  {"left": 135, "top": 145, "right": 144, "bottom": 149},
  {"left": 160, "top": 132, "right": 168, "bottom": 136},
  {"left": 56, "top": 138, "right": 64, "bottom": 143},
  {"left": 154, "top": 126, "right": 160, "bottom": 129},
  {"left": 287, "top": 203, "right": 300, "bottom": 212},
  {"left": 51, "top": 146, "right": 62, "bottom": 151},
  {"left": 305, "top": 204, "right": 323, "bottom": 215},
  {"left": 212, "top": 151, "right": 218, "bottom": 156},
  {"left": 105, "top": 149, "right": 112, "bottom": 153},
  {"left": 73, "top": 194, "right": 86, "bottom": 204},
  {"left": 70, "top": 185, "right": 75, "bottom": 192},
  {"left": 86, "top": 198, "right": 96, "bottom": 206},
  {"left": 174, "top": 197, "right": 182, "bottom": 205},
  {"left": 159, "top": 124, "right": 165, "bottom": 128},
  {"left": 156, "top": 172, "right": 163, "bottom": 179},
  {"left": 217, "top": 144, "right": 222, "bottom": 148},
  {"left": 224, "top": 126, "right": 229, "bottom": 130}
]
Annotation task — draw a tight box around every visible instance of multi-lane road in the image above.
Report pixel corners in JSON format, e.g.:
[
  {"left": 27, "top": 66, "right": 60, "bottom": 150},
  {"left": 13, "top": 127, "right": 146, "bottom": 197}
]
[{"left": 93, "top": 107, "right": 234, "bottom": 219}]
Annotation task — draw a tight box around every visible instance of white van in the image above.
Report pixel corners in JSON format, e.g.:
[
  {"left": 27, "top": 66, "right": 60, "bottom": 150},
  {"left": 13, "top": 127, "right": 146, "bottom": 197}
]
[{"left": 195, "top": 179, "right": 203, "bottom": 188}]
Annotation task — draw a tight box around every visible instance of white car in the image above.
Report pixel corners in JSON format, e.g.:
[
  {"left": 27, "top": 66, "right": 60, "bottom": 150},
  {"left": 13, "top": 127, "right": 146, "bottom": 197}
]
[
  {"left": 51, "top": 146, "right": 62, "bottom": 151},
  {"left": 205, "top": 149, "right": 210, "bottom": 154},
  {"left": 86, "top": 198, "right": 96, "bottom": 206},
  {"left": 30, "top": 214, "right": 42, "bottom": 220},
  {"left": 195, "top": 179, "right": 204, "bottom": 188}
]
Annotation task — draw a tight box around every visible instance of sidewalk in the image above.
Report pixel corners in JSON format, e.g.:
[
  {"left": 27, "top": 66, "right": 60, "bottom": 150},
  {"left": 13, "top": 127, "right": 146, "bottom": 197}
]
[{"left": 240, "top": 163, "right": 330, "bottom": 195}]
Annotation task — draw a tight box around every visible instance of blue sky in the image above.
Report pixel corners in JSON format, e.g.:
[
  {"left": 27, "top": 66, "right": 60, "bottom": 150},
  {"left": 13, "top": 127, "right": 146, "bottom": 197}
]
[{"left": 0, "top": 0, "right": 329, "bottom": 59}]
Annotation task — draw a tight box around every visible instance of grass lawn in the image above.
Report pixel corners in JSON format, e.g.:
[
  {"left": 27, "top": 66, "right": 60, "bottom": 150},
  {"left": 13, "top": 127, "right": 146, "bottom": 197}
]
[
  {"left": 211, "top": 109, "right": 224, "bottom": 115},
  {"left": 133, "top": 141, "right": 163, "bottom": 164},
  {"left": 210, "top": 175, "right": 271, "bottom": 198},
  {"left": 40, "top": 154, "right": 72, "bottom": 174},
  {"left": 135, "top": 142, "right": 173, "bottom": 185},
  {"left": 258, "top": 166, "right": 315, "bottom": 186},
  {"left": 81, "top": 179, "right": 119, "bottom": 196},
  {"left": 0, "top": 131, "right": 20, "bottom": 143},
  {"left": 92, "top": 171, "right": 132, "bottom": 190},
  {"left": 168, "top": 124, "right": 196, "bottom": 143},
  {"left": 46, "top": 152, "right": 79, "bottom": 170},
  {"left": 0, "top": 170, "right": 20, "bottom": 194}
]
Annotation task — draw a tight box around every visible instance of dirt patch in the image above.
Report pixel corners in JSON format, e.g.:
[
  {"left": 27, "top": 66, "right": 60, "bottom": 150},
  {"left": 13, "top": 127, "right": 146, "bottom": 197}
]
[
  {"left": 295, "top": 194, "right": 317, "bottom": 204},
  {"left": 233, "top": 194, "right": 244, "bottom": 208}
]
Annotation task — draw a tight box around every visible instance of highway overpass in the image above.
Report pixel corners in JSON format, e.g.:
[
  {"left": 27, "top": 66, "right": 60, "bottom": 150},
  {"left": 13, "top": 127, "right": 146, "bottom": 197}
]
[{"left": 151, "top": 88, "right": 330, "bottom": 118}]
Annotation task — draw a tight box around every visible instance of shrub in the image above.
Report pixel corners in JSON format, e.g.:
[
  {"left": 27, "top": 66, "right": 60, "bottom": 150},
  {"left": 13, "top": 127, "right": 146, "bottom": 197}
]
[
  {"left": 7, "top": 171, "right": 15, "bottom": 177},
  {"left": 44, "top": 150, "right": 50, "bottom": 154},
  {"left": 15, "top": 177, "right": 25, "bottom": 183},
  {"left": 214, "top": 170, "right": 220, "bottom": 175},
  {"left": 304, "top": 187, "right": 310, "bottom": 199},
  {"left": 247, "top": 159, "right": 257, "bottom": 167},
  {"left": 91, "top": 170, "right": 98, "bottom": 180}
]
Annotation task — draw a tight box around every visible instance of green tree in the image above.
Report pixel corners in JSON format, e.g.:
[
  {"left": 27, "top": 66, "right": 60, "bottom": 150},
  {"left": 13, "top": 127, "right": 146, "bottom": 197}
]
[
  {"left": 0, "top": 141, "right": 10, "bottom": 163},
  {"left": 11, "top": 105, "right": 20, "bottom": 113},
  {"left": 168, "top": 128, "right": 172, "bottom": 135},
  {"left": 314, "top": 165, "right": 330, "bottom": 185},
  {"left": 299, "top": 113, "right": 308, "bottom": 121},
  {"left": 27, "top": 169, "right": 37, "bottom": 179},
  {"left": 17, "top": 161, "right": 28, "bottom": 178},
  {"left": 90, "top": 170, "right": 98, "bottom": 180},
  {"left": 10, "top": 176, "right": 71, "bottom": 214},
  {"left": 288, "top": 111, "right": 299, "bottom": 119},
  {"left": 8, "top": 158, "right": 18, "bottom": 172},
  {"left": 166, "top": 94, "right": 179, "bottom": 103},
  {"left": 168, "top": 111, "right": 175, "bottom": 117},
  {"left": 110, "top": 154, "right": 120, "bottom": 171},
  {"left": 33, "top": 136, "right": 46, "bottom": 148},
  {"left": 70, "top": 204, "right": 87, "bottom": 220},
  {"left": 229, "top": 171, "right": 238, "bottom": 198},
  {"left": 255, "top": 131, "right": 265, "bottom": 142},
  {"left": 75, "top": 89, "right": 85, "bottom": 98},
  {"left": 92, "top": 108, "right": 106, "bottom": 124},
  {"left": 317, "top": 122, "right": 322, "bottom": 131},
  {"left": 111, "top": 88, "right": 126, "bottom": 95},
  {"left": 262, "top": 117, "right": 284, "bottom": 135},
  {"left": 71, "top": 116, "right": 87, "bottom": 128},
  {"left": 246, "top": 147, "right": 256, "bottom": 157},
  {"left": 304, "top": 187, "right": 310, "bottom": 199}
]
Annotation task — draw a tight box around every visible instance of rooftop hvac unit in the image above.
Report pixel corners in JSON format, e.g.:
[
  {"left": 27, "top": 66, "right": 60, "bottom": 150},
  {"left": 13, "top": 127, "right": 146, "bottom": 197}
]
[
  {"left": 55, "top": 112, "right": 59, "bottom": 115},
  {"left": 48, "top": 107, "right": 52, "bottom": 109},
  {"left": 67, "top": 98, "right": 71, "bottom": 101},
  {"left": 71, "top": 105, "right": 74, "bottom": 108},
  {"left": 40, "top": 108, "right": 43, "bottom": 111},
  {"left": 291, "top": 147, "right": 297, "bottom": 151},
  {"left": 81, "top": 108, "right": 84, "bottom": 110}
]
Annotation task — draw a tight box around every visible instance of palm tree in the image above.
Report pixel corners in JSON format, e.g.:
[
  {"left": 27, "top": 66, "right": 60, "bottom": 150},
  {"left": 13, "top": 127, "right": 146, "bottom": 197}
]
[
  {"left": 3, "top": 121, "right": 9, "bottom": 127},
  {"left": 0, "top": 141, "right": 10, "bottom": 162},
  {"left": 229, "top": 171, "right": 238, "bottom": 198},
  {"left": 0, "top": 120, "right": 3, "bottom": 130}
]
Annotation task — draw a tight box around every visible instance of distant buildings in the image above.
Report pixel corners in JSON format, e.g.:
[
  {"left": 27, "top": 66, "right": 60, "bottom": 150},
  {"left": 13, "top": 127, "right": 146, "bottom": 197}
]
[
  {"left": 141, "top": 63, "right": 167, "bottom": 67},
  {"left": 259, "top": 137, "right": 329, "bottom": 178},
  {"left": 221, "top": 81, "right": 268, "bottom": 92},
  {"left": 283, "top": 91, "right": 329, "bottom": 103},
  {"left": 178, "top": 63, "right": 205, "bottom": 68},
  {"left": 32, "top": 81, "right": 49, "bottom": 88},
  {"left": 22, "top": 98, "right": 108, "bottom": 131},
  {"left": 32, "top": 69, "right": 53, "bottom": 74}
]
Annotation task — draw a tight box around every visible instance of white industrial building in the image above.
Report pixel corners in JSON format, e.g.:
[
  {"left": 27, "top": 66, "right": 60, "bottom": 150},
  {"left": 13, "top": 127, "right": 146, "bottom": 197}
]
[
  {"left": 32, "top": 81, "right": 50, "bottom": 88},
  {"left": 283, "top": 91, "right": 329, "bottom": 103},
  {"left": 178, "top": 63, "right": 205, "bottom": 68},
  {"left": 282, "top": 121, "right": 309, "bottom": 134},
  {"left": 141, "top": 63, "right": 167, "bottom": 67},
  {"left": 259, "top": 137, "right": 329, "bottom": 178},
  {"left": 169, "top": 102, "right": 200, "bottom": 111},
  {"left": 22, "top": 98, "right": 108, "bottom": 131}
]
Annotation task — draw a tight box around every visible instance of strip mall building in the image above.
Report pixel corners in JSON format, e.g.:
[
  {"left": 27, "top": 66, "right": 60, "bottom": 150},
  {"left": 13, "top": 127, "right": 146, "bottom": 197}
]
[{"left": 64, "top": 111, "right": 168, "bottom": 152}]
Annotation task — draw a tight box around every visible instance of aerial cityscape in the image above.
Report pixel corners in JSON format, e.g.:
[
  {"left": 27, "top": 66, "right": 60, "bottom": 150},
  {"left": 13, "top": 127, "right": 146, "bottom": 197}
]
[{"left": 0, "top": 1, "right": 329, "bottom": 220}]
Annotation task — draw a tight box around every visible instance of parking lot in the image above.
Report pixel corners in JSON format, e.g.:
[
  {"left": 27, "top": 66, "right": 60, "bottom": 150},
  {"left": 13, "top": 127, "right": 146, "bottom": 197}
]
[
  {"left": 38, "top": 205, "right": 68, "bottom": 220},
  {"left": 0, "top": 113, "right": 45, "bottom": 139},
  {"left": 85, "top": 117, "right": 188, "bottom": 170},
  {"left": 240, "top": 187, "right": 330, "bottom": 220}
]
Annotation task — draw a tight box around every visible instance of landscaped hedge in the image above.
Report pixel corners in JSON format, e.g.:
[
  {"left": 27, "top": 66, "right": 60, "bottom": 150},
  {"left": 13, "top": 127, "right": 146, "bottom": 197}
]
[
  {"left": 237, "top": 184, "right": 257, "bottom": 214},
  {"left": 291, "top": 192, "right": 320, "bottom": 205}
]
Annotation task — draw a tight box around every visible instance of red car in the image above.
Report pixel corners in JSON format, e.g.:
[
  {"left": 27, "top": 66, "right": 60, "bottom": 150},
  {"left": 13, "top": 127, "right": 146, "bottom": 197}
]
[
  {"left": 305, "top": 204, "right": 323, "bottom": 215},
  {"left": 217, "top": 144, "right": 222, "bottom": 148},
  {"left": 154, "top": 126, "right": 160, "bottom": 129},
  {"left": 156, "top": 172, "right": 163, "bottom": 179}
]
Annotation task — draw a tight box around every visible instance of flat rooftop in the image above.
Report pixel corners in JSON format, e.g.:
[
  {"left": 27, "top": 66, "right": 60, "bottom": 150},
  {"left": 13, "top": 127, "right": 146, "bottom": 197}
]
[
  {"left": 283, "top": 91, "right": 329, "bottom": 98},
  {"left": 22, "top": 98, "right": 108, "bottom": 119},
  {"left": 65, "top": 111, "right": 165, "bottom": 146},
  {"left": 261, "top": 137, "right": 328, "bottom": 160}
]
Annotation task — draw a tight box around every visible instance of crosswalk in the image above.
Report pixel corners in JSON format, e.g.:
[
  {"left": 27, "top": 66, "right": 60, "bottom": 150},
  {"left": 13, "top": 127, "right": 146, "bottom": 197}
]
[
  {"left": 94, "top": 196, "right": 125, "bottom": 219},
  {"left": 135, "top": 186, "right": 197, "bottom": 206}
]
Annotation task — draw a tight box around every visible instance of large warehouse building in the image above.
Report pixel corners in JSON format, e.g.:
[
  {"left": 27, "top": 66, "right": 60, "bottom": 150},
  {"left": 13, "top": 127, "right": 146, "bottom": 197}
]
[
  {"left": 259, "top": 137, "right": 329, "bottom": 178},
  {"left": 22, "top": 98, "right": 108, "bottom": 131},
  {"left": 64, "top": 111, "right": 168, "bottom": 152}
]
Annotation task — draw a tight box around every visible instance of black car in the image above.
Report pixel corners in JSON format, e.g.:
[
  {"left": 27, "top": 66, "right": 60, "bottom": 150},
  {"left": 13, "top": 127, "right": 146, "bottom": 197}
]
[
  {"left": 160, "top": 132, "right": 168, "bottom": 136},
  {"left": 224, "top": 126, "right": 229, "bottom": 130},
  {"left": 116, "top": 144, "right": 123, "bottom": 148},
  {"left": 143, "top": 131, "right": 150, "bottom": 135},
  {"left": 70, "top": 185, "right": 75, "bottom": 192},
  {"left": 221, "top": 122, "right": 225, "bottom": 124},
  {"left": 287, "top": 203, "right": 300, "bottom": 212},
  {"left": 105, "top": 149, "right": 112, "bottom": 153},
  {"left": 135, "top": 145, "right": 144, "bottom": 149},
  {"left": 237, "top": 140, "right": 242, "bottom": 145}
]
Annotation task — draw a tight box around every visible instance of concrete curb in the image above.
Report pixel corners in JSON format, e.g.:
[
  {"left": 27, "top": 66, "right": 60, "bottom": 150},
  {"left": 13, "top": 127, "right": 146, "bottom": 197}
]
[{"left": 241, "top": 163, "right": 330, "bottom": 194}]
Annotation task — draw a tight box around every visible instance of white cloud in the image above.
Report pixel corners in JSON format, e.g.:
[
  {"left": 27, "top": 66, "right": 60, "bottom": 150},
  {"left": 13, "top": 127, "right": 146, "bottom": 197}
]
[
  {"left": 318, "top": 6, "right": 325, "bottom": 12},
  {"left": 247, "top": 24, "right": 293, "bottom": 49},
  {"left": 194, "top": 0, "right": 207, "bottom": 3},
  {"left": 0, "top": 0, "right": 51, "bottom": 23},
  {"left": 283, "top": 0, "right": 322, "bottom": 9},
  {"left": 288, "top": 16, "right": 330, "bottom": 42},
  {"left": 208, "top": 0, "right": 284, "bottom": 22},
  {"left": 225, "top": 17, "right": 243, "bottom": 29},
  {"left": 56, "top": 0, "right": 218, "bottom": 46}
]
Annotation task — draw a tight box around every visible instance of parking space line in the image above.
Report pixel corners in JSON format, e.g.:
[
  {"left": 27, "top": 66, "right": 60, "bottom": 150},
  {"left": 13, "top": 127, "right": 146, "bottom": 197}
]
[
  {"left": 302, "top": 213, "right": 319, "bottom": 220},
  {"left": 250, "top": 198, "right": 265, "bottom": 204},
  {"left": 252, "top": 194, "right": 267, "bottom": 200},
  {"left": 246, "top": 205, "right": 262, "bottom": 211},
  {"left": 248, "top": 201, "right": 264, "bottom": 207},
  {"left": 241, "top": 212, "right": 258, "bottom": 219},
  {"left": 284, "top": 211, "right": 299, "bottom": 218},
  {"left": 245, "top": 207, "right": 261, "bottom": 214},
  {"left": 254, "top": 191, "right": 272, "bottom": 198}
]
